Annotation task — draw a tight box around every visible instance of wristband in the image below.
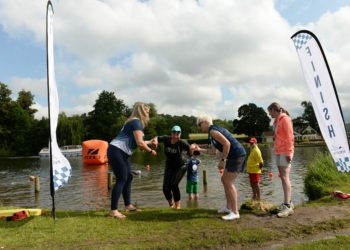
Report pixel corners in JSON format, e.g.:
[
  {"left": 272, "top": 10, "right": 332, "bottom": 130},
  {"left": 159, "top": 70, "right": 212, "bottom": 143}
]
[
  {"left": 149, "top": 149, "right": 153, "bottom": 154},
  {"left": 221, "top": 158, "right": 227, "bottom": 162}
]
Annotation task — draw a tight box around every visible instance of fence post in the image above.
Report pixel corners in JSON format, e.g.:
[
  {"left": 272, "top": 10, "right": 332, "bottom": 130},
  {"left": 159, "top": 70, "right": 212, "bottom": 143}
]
[
  {"left": 35, "top": 176, "right": 40, "bottom": 193},
  {"left": 203, "top": 170, "right": 207, "bottom": 186},
  {"left": 108, "top": 172, "right": 113, "bottom": 189}
]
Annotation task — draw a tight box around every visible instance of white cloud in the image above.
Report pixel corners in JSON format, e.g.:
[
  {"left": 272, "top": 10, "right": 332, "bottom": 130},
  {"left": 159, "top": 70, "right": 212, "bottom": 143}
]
[
  {"left": 33, "top": 102, "right": 47, "bottom": 119},
  {"left": 9, "top": 77, "right": 47, "bottom": 99},
  {"left": 1, "top": 0, "right": 350, "bottom": 122}
]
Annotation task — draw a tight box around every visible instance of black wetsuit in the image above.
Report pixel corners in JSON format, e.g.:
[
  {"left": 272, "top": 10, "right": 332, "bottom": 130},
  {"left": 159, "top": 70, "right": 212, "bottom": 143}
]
[{"left": 158, "top": 136, "right": 190, "bottom": 202}]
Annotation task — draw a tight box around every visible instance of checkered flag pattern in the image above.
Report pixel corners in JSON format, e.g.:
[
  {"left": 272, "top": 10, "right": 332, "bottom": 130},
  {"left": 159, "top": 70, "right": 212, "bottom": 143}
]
[
  {"left": 336, "top": 157, "right": 350, "bottom": 172},
  {"left": 292, "top": 33, "right": 312, "bottom": 50},
  {"left": 53, "top": 163, "right": 71, "bottom": 191}
]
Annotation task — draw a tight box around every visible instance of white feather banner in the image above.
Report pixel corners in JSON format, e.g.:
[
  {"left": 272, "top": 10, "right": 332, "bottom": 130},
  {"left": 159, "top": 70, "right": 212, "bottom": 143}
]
[{"left": 292, "top": 30, "right": 350, "bottom": 172}]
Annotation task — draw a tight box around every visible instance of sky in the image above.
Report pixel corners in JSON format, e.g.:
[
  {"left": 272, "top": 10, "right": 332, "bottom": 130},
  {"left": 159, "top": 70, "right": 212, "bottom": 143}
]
[{"left": 0, "top": 0, "right": 350, "bottom": 123}]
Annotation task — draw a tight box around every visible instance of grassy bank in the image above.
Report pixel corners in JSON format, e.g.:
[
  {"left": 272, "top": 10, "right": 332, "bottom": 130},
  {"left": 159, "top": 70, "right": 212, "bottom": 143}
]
[
  {"left": 0, "top": 208, "right": 275, "bottom": 249},
  {"left": 304, "top": 152, "right": 350, "bottom": 200},
  {"left": 1, "top": 203, "right": 350, "bottom": 249},
  {"left": 1, "top": 152, "right": 350, "bottom": 249}
]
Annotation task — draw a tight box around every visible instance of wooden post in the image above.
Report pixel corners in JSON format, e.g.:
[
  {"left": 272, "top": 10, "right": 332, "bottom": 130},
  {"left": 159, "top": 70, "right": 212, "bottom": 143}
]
[
  {"left": 108, "top": 172, "right": 113, "bottom": 189},
  {"left": 203, "top": 170, "right": 208, "bottom": 193},
  {"left": 203, "top": 170, "right": 207, "bottom": 185},
  {"left": 35, "top": 176, "right": 40, "bottom": 193}
]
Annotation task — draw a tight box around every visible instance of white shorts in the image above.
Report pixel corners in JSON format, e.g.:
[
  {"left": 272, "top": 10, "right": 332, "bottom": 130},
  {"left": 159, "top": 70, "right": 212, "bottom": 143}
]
[{"left": 276, "top": 154, "right": 292, "bottom": 167}]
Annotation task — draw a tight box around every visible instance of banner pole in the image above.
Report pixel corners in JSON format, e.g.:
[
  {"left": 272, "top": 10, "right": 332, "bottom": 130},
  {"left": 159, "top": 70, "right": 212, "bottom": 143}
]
[{"left": 46, "top": 0, "right": 56, "bottom": 219}]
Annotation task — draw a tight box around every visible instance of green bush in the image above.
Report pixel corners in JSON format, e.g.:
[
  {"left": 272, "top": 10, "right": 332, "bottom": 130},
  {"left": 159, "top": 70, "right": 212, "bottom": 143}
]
[{"left": 304, "top": 152, "right": 350, "bottom": 200}]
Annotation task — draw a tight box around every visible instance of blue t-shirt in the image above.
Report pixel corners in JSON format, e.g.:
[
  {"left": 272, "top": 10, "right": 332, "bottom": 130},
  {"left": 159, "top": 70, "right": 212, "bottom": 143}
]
[
  {"left": 186, "top": 157, "right": 200, "bottom": 182},
  {"left": 110, "top": 119, "right": 144, "bottom": 155},
  {"left": 208, "top": 125, "right": 246, "bottom": 159}
]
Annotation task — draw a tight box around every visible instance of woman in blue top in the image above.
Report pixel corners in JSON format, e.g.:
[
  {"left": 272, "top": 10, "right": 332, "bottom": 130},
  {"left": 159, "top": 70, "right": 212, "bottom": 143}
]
[
  {"left": 107, "top": 102, "right": 157, "bottom": 219},
  {"left": 196, "top": 114, "right": 246, "bottom": 221}
]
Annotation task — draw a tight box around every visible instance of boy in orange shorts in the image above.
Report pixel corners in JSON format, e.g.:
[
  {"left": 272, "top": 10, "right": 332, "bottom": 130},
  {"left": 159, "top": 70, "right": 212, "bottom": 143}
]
[{"left": 247, "top": 138, "right": 264, "bottom": 200}]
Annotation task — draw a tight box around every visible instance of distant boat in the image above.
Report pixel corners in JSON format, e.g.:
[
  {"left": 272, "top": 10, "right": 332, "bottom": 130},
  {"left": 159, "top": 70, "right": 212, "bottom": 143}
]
[{"left": 39, "top": 145, "right": 82, "bottom": 158}]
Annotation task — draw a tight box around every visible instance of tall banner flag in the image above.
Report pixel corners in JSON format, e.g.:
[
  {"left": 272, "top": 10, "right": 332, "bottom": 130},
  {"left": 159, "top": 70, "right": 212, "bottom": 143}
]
[
  {"left": 46, "top": 0, "right": 72, "bottom": 216},
  {"left": 291, "top": 30, "right": 350, "bottom": 172}
]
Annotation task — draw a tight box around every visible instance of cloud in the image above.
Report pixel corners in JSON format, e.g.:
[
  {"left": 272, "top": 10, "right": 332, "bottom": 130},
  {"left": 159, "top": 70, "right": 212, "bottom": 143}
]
[
  {"left": 10, "top": 77, "right": 47, "bottom": 99},
  {"left": 1, "top": 0, "right": 350, "bottom": 123},
  {"left": 33, "top": 102, "right": 47, "bottom": 119}
]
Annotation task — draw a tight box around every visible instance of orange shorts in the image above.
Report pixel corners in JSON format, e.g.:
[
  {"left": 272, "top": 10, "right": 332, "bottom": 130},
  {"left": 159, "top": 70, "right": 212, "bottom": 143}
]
[{"left": 249, "top": 173, "right": 261, "bottom": 183}]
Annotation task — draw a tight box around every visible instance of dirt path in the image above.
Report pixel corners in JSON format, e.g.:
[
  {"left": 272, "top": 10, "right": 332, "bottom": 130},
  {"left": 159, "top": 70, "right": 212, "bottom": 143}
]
[{"left": 235, "top": 203, "right": 350, "bottom": 249}]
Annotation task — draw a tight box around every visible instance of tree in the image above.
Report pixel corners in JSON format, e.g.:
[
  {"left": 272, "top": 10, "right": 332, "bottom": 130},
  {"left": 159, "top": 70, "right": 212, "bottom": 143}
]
[
  {"left": 57, "top": 113, "right": 85, "bottom": 146},
  {"left": 0, "top": 83, "right": 40, "bottom": 155},
  {"left": 16, "top": 89, "right": 37, "bottom": 119},
  {"left": 301, "top": 101, "right": 319, "bottom": 132},
  {"left": 27, "top": 117, "right": 49, "bottom": 155},
  {"left": 0, "top": 83, "right": 12, "bottom": 144},
  {"left": 84, "top": 91, "right": 128, "bottom": 141},
  {"left": 232, "top": 103, "right": 270, "bottom": 137},
  {"left": 214, "top": 119, "right": 233, "bottom": 132}
]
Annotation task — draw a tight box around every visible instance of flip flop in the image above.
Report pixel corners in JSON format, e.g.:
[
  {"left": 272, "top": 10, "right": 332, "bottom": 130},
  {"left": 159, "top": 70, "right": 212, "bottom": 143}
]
[
  {"left": 108, "top": 213, "right": 126, "bottom": 219},
  {"left": 125, "top": 206, "right": 142, "bottom": 212}
]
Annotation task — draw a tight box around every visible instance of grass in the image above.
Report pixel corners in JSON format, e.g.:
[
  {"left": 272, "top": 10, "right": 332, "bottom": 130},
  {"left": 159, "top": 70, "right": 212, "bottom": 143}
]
[
  {"left": 1, "top": 206, "right": 350, "bottom": 249},
  {"left": 188, "top": 133, "right": 248, "bottom": 140},
  {"left": 0, "top": 208, "right": 279, "bottom": 249},
  {"left": 282, "top": 235, "right": 350, "bottom": 250},
  {"left": 304, "top": 152, "right": 350, "bottom": 200}
]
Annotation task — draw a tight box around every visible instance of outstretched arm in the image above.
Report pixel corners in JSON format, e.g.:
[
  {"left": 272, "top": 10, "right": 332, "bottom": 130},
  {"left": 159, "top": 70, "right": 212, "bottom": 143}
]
[{"left": 133, "top": 130, "right": 157, "bottom": 156}]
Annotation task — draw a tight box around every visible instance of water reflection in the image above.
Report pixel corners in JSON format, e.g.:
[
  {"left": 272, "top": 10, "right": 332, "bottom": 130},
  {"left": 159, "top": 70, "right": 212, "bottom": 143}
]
[
  {"left": 0, "top": 146, "right": 327, "bottom": 211},
  {"left": 81, "top": 164, "right": 109, "bottom": 210}
]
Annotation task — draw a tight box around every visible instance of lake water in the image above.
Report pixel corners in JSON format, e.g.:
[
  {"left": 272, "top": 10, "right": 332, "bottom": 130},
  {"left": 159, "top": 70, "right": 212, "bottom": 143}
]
[{"left": 0, "top": 146, "right": 326, "bottom": 211}]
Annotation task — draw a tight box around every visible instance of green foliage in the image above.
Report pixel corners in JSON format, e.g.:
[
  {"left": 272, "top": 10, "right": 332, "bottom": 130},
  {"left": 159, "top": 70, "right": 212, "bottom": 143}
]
[
  {"left": 149, "top": 114, "right": 198, "bottom": 139},
  {"left": 16, "top": 89, "right": 37, "bottom": 118},
  {"left": 233, "top": 103, "right": 270, "bottom": 137},
  {"left": 27, "top": 118, "right": 50, "bottom": 154},
  {"left": 214, "top": 119, "right": 233, "bottom": 132},
  {"left": 84, "top": 91, "right": 128, "bottom": 141},
  {"left": 0, "top": 82, "right": 275, "bottom": 156},
  {"left": 304, "top": 152, "right": 350, "bottom": 200},
  {"left": 57, "top": 113, "right": 84, "bottom": 146}
]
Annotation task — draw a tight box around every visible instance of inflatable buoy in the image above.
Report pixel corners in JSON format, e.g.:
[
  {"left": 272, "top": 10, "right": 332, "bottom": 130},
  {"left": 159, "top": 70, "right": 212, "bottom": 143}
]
[
  {"left": 268, "top": 172, "right": 273, "bottom": 180},
  {"left": 82, "top": 140, "right": 108, "bottom": 165},
  {"left": 146, "top": 165, "right": 150, "bottom": 172}
]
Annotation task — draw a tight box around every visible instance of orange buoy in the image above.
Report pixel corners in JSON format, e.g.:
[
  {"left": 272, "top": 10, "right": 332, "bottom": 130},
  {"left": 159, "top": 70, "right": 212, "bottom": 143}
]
[
  {"left": 219, "top": 169, "right": 224, "bottom": 175},
  {"left": 146, "top": 164, "right": 150, "bottom": 172},
  {"left": 82, "top": 140, "right": 108, "bottom": 165},
  {"left": 268, "top": 172, "right": 273, "bottom": 180}
]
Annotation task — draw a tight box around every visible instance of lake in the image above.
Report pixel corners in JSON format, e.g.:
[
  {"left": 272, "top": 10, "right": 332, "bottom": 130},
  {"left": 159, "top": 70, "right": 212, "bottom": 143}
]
[{"left": 0, "top": 145, "right": 326, "bottom": 211}]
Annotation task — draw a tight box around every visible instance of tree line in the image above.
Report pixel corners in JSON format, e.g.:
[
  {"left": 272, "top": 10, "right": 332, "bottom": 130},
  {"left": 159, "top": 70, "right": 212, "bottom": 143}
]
[{"left": 0, "top": 82, "right": 317, "bottom": 157}]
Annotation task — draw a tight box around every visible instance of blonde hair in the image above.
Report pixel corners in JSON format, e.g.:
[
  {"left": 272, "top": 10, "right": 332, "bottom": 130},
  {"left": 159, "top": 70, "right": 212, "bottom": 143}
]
[
  {"left": 126, "top": 102, "right": 150, "bottom": 127},
  {"left": 196, "top": 114, "right": 213, "bottom": 126}
]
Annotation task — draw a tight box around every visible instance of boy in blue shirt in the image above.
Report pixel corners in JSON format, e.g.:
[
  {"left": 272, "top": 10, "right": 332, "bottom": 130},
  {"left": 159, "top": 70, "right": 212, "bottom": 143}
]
[{"left": 186, "top": 150, "right": 201, "bottom": 200}]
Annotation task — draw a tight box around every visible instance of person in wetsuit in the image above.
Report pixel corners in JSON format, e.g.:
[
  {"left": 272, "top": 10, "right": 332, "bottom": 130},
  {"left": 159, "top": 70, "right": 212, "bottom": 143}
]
[{"left": 152, "top": 125, "right": 190, "bottom": 209}]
